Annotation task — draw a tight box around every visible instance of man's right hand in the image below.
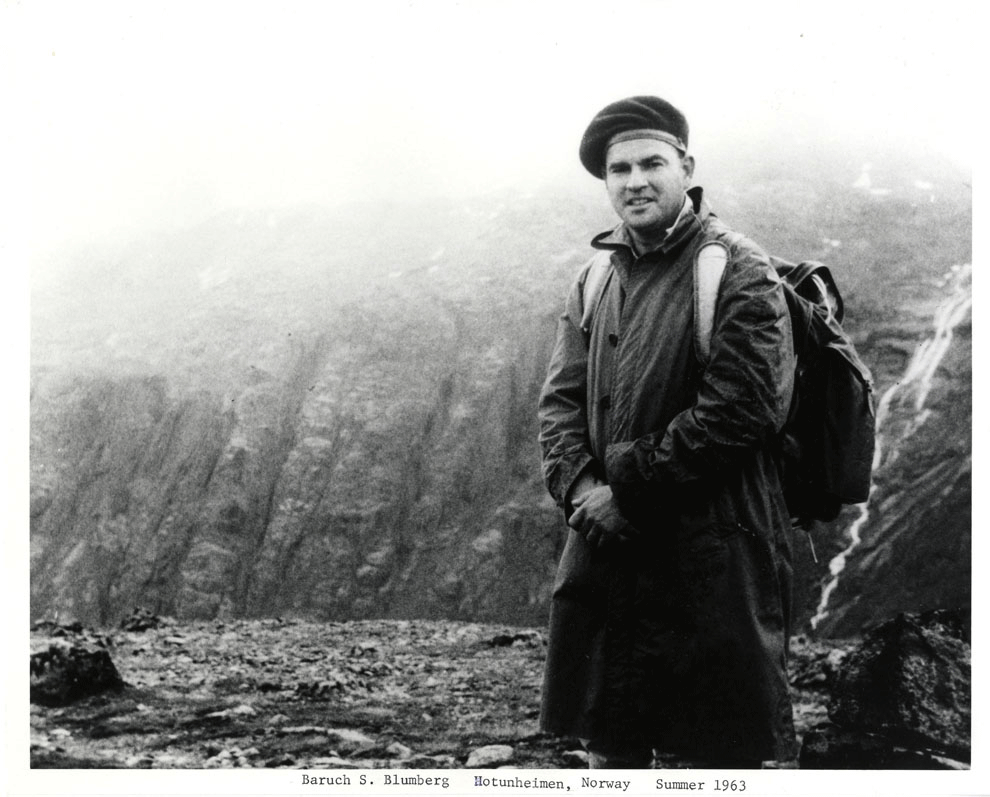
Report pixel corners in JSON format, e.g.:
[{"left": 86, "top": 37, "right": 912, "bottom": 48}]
[{"left": 568, "top": 483, "right": 636, "bottom": 548}]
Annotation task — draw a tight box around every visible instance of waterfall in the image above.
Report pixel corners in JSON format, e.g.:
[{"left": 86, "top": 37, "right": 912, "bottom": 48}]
[{"left": 810, "top": 264, "right": 972, "bottom": 631}]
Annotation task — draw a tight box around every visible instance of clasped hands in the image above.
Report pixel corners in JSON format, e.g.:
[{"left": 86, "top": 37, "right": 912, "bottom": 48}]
[{"left": 568, "top": 476, "right": 638, "bottom": 549}]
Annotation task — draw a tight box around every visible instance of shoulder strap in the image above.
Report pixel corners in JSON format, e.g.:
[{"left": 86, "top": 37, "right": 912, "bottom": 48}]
[
  {"left": 581, "top": 239, "right": 731, "bottom": 354},
  {"left": 694, "top": 241, "right": 729, "bottom": 364},
  {"left": 580, "top": 250, "right": 615, "bottom": 333}
]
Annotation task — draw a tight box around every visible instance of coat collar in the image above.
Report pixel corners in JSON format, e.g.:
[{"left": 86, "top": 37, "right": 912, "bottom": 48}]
[{"left": 591, "top": 186, "right": 710, "bottom": 258}]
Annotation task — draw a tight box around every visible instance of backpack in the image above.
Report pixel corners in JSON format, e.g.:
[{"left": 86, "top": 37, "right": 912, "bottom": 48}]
[{"left": 581, "top": 241, "right": 876, "bottom": 525}]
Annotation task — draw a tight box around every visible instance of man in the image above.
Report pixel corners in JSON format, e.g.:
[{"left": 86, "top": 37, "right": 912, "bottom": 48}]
[{"left": 538, "top": 96, "right": 798, "bottom": 768}]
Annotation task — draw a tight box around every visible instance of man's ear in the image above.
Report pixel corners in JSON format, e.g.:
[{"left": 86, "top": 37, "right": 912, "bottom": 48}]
[{"left": 682, "top": 154, "right": 696, "bottom": 182}]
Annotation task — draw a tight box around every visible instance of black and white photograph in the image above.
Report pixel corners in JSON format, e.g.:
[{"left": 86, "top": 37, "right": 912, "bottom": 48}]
[{"left": 7, "top": 1, "right": 979, "bottom": 794}]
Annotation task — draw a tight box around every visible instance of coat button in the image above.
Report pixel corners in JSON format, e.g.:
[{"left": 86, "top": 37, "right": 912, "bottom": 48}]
[
  {"left": 608, "top": 333, "right": 619, "bottom": 346},
  {"left": 600, "top": 395, "right": 611, "bottom": 410}
]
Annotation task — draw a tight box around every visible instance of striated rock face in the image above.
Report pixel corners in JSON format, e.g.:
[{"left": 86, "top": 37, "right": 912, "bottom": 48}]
[
  {"left": 31, "top": 149, "right": 971, "bottom": 631},
  {"left": 31, "top": 194, "right": 582, "bottom": 628},
  {"left": 30, "top": 336, "right": 564, "bottom": 627},
  {"left": 31, "top": 378, "right": 234, "bottom": 624},
  {"left": 785, "top": 253, "right": 971, "bottom": 636},
  {"left": 796, "top": 266, "right": 972, "bottom": 637}
]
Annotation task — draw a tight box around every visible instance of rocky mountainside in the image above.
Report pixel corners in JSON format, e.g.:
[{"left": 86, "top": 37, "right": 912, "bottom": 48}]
[{"left": 30, "top": 144, "right": 972, "bottom": 637}]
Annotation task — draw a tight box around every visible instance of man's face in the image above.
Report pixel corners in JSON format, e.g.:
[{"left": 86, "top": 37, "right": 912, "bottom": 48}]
[{"left": 604, "top": 138, "right": 694, "bottom": 246}]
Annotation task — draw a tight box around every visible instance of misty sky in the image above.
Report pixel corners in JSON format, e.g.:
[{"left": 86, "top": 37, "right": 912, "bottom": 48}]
[{"left": 7, "top": 1, "right": 975, "bottom": 264}]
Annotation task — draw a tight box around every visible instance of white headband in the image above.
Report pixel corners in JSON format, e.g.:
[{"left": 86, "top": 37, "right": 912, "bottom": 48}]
[{"left": 606, "top": 128, "right": 687, "bottom": 153}]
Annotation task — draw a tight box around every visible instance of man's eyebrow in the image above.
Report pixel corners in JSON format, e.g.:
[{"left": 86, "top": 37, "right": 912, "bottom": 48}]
[{"left": 607, "top": 154, "right": 667, "bottom": 170}]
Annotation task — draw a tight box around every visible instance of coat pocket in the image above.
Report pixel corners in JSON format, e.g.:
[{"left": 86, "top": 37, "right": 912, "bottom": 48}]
[{"left": 676, "top": 521, "right": 785, "bottom": 651}]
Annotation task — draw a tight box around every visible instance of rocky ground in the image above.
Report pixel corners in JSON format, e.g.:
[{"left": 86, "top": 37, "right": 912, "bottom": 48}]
[{"left": 29, "top": 616, "right": 856, "bottom": 770}]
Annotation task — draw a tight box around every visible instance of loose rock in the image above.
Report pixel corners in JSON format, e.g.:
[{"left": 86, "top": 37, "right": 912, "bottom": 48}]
[
  {"left": 561, "top": 749, "right": 589, "bottom": 768},
  {"left": 466, "top": 744, "right": 514, "bottom": 768},
  {"left": 386, "top": 741, "right": 414, "bottom": 760},
  {"left": 119, "top": 608, "right": 163, "bottom": 632},
  {"left": 325, "top": 728, "right": 376, "bottom": 754}
]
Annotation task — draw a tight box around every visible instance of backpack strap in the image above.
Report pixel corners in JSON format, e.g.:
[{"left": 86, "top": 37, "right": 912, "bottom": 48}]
[
  {"left": 580, "top": 250, "right": 615, "bottom": 333},
  {"left": 694, "top": 241, "right": 729, "bottom": 364},
  {"left": 773, "top": 257, "right": 844, "bottom": 324},
  {"left": 581, "top": 239, "right": 732, "bottom": 357}
]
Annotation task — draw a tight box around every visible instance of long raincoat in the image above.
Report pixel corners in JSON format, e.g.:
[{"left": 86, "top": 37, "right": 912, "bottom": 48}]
[{"left": 538, "top": 187, "right": 798, "bottom": 762}]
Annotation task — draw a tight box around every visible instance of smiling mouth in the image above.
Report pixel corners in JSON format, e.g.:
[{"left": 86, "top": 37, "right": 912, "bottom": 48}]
[{"left": 626, "top": 197, "right": 654, "bottom": 206}]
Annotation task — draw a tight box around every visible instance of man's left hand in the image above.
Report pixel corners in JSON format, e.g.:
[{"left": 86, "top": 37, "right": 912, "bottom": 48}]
[{"left": 568, "top": 484, "right": 637, "bottom": 548}]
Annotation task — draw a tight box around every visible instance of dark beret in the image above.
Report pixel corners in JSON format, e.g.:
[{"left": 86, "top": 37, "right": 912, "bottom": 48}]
[{"left": 579, "top": 96, "right": 689, "bottom": 178}]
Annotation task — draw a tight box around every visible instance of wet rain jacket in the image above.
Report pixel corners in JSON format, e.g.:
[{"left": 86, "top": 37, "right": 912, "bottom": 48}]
[{"left": 538, "top": 187, "right": 798, "bottom": 762}]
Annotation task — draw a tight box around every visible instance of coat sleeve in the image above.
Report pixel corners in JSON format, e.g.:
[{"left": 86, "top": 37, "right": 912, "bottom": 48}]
[
  {"left": 604, "top": 242, "right": 794, "bottom": 498},
  {"left": 538, "top": 266, "right": 602, "bottom": 509}
]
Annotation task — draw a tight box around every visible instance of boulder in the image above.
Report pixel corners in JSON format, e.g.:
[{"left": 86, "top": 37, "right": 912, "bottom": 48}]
[
  {"left": 799, "top": 610, "right": 970, "bottom": 768},
  {"left": 30, "top": 639, "right": 125, "bottom": 706},
  {"left": 465, "top": 744, "right": 514, "bottom": 768},
  {"left": 828, "top": 609, "right": 970, "bottom": 759}
]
